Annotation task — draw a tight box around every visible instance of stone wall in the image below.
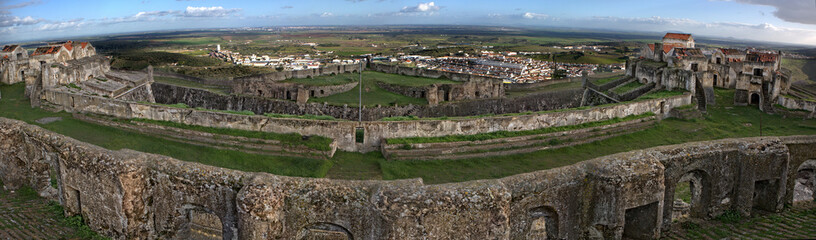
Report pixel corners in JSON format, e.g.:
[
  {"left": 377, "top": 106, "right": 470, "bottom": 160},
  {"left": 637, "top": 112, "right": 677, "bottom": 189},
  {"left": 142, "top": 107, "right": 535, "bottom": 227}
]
[
  {"left": 369, "top": 62, "right": 501, "bottom": 82},
  {"left": 154, "top": 83, "right": 582, "bottom": 121},
  {"left": 232, "top": 64, "right": 361, "bottom": 82},
  {"left": 231, "top": 80, "right": 358, "bottom": 102},
  {"left": 43, "top": 86, "right": 690, "bottom": 152},
  {"left": 0, "top": 117, "right": 813, "bottom": 239},
  {"left": 777, "top": 96, "right": 816, "bottom": 117}
]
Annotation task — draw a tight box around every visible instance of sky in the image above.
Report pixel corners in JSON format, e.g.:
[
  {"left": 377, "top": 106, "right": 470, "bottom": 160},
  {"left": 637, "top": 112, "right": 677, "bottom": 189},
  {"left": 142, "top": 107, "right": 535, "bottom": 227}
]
[{"left": 2, "top": 0, "right": 816, "bottom": 46}]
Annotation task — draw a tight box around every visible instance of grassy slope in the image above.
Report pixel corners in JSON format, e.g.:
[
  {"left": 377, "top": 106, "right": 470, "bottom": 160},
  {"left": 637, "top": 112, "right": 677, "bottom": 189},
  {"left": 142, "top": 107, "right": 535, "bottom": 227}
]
[
  {"left": 374, "top": 89, "right": 816, "bottom": 184},
  {"left": 782, "top": 58, "right": 816, "bottom": 83},
  {"left": 612, "top": 81, "right": 645, "bottom": 94},
  {"left": 307, "top": 71, "right": 457, "bottom": 107},
  {"left": 0, "top": 83, "right": 331, "bottom": 178}
]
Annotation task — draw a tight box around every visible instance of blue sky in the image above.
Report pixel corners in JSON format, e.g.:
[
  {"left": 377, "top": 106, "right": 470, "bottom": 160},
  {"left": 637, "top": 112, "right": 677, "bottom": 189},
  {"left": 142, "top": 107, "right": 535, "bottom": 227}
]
[{"left": 2, "top": 0, "right": 816, "bottom": 45}]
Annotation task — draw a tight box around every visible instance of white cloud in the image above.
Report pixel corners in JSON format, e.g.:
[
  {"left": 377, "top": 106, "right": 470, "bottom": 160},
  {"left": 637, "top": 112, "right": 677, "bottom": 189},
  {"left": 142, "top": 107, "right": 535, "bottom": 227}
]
[
  {"left": 36, "top": 18, "right": 85, "bottom": 31},
  {"left": 182, "top": 6, "right": 241, "bottom": 17},
  {"left": 400, "top": 2, "right": 439, "bottom": 13},
  {"left": 0, "top": 15, "right": 41, "bottom": 27},
  {"left": 522, "top": 12, "right": 548, "bottom": 20},
  {"left": 320, "top": 12, "right": 333, "bottom": 17}
]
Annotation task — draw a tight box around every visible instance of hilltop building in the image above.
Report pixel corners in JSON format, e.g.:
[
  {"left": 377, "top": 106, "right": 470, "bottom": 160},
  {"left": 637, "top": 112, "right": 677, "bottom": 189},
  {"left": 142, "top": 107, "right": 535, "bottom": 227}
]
[
  {"left": 1, "top": 41, "right": 97, "bottom": 88},
  {"left": 628, "top": 33, "right": 790, "bottom": 111}
]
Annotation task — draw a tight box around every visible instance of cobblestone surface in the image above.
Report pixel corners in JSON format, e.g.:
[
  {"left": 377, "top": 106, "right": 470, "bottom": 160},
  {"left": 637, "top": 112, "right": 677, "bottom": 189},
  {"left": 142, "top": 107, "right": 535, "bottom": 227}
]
[
  {"left": 662, "top": 202, "right": 816, "bottom": 239},
  {"left": 0, "top": 188, "right": 76, "bottom": 240}
]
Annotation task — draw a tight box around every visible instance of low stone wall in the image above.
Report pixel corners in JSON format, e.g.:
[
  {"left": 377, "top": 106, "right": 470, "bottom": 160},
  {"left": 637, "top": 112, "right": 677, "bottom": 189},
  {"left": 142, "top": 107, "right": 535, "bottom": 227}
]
[
  {"left": 232, "top": 64, "right": 361, "bottom": 82},
  {"left": 153, "top": 83, "right": 583, "bottom": 121},
  {"left": 1, "top": 117, "right": 814, "bottom": 239},
  {"left": 43, "top": 86, "right": 691, "bottom": 152},
  {"left": 777, "top": 96, "right": 816, "bottom": 117},
  {"left": 231, "top": 80, "right": 358, "bottom": 101},
  {"left": 369, "top": 62, "right": 501, "bottom": 82}
]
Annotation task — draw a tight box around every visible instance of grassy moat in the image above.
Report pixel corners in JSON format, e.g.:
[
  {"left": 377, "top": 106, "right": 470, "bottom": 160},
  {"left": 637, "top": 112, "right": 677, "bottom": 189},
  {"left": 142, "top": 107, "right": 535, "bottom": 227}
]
[{"left": 2, "top": 83, "right": 816, "bottom": 184}]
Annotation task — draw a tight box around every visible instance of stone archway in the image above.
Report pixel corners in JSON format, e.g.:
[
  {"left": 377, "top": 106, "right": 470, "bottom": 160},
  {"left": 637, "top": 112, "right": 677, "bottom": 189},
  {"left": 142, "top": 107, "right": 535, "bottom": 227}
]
[
  {"left": 794, "top": 160, "right": 816, "bottom": 204},
  {"left": 750, "top": 93, "right": 761, "bottom": 105},
  {"left": 528, "top": 206, "right": 558, "bottom": 239},
  {"left": 672, "top": 170, "right": 710, "bottom": 221},
  {"left": 177, "top": 205, "right": 224, "bottom": 240}
]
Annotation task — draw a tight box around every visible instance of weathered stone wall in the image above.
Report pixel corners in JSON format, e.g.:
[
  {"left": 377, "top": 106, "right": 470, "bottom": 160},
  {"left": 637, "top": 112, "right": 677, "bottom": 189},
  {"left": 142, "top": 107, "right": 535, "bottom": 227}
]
[
  {"left": 232, "top": 64, "right": 361, "bottom": 82},
  {"left": 153, "top": 83, "right": 582, "bottom": 121},
  {"left": 232, "top": 80, "right": 358, "bottom": 101},
  {"left": 43, "top": 87, "right": 690, "bottom": 152},
  {"left": 0, "top": 117, "right": 812, "bottom": 239},
  {"left": 777, "top": 96, "right": 816, "bottom": 116},
  {"left": 369, "top": 62, "right": 501, "bottom": 82}
]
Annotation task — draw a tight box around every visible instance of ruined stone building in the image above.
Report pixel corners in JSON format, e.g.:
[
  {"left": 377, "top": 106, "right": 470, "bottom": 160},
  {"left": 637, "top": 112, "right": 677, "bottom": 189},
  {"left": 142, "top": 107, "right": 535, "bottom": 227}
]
[
  {"left": 629, "top": 33, "right": 790, "bottom": 111},
  {"left": 1, "top": 41, "right": 156, "bottom": 106},
  {"left": 1, "top": 41, "right": 97, "bottom": 86}
]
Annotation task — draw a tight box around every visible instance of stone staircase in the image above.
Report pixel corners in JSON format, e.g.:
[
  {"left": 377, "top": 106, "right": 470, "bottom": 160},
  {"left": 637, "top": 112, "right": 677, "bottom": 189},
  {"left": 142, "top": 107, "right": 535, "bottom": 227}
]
[
  {"left": 74, "top": 114, "right": 337, "bottom": 159},
  {"left": 382, "top": 116, "right": 659, "bottom": 161}
]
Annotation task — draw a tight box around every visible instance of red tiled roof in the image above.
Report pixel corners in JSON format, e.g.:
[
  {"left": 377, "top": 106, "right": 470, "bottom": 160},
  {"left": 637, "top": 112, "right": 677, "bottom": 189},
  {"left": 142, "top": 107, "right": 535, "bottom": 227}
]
[
  {"left": 719, "top": 48, "right": 744, "bottom": 55},
  {"left": 647, "top": 44, "right": 680, "bottom": 54},
  {"left": 63, "top": 43, "right": 73, "bottom": 51},
  {"left": 664, "top": 33, "right": 692, "bottom": 41},
  {"left": 2, "top": 45, "right": 19, "bottom": 52},
  {"left": 31, "top": 46, "right": 62, "bottom": 56},
  {"left": 674, "top": 48, "right": 704, "bottom": 58},
  {"left": 746, "top": 52, "right": 778, "bottom": 63},
  {"left": 2, "top": 55, "right": 8, "bottom": 59},
  {"left": 81, "top": 42, "right": 88, "bottom": 48}
]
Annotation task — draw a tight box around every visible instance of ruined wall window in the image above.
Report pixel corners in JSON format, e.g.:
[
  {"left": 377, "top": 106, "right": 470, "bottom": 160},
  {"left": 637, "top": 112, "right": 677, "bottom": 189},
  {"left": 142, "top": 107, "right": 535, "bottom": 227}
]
[
  {"left": 475, "top": 91, "right": 481, "bottom": 98},
  {"left": 716, "top": 57, "right": 722, "bottom": 64},
  {"left": 355, "top": 127, "right": 365, "bottom": 143},
  {"left": 320, "top": 90, "right": 324, "bottom": 95},
  {"left": 420, "top": 91, "right": 426, "bottom": 98},
  {"left": 16, "top": 53, "right": 22, "bottom": 59},
  {"left": 754, "top": 68, "right": 763, "bottom": 77},
  {"left": 753, "top": 179, "right": 780, "bottom": 212},
  {"left": 528, "top": 206, "right": 558, "bottom": 239},
  {"left": 286, "top": 91, "right": 291, "bottom": 100},
  {"left": 310, "top": 90, "right": 315, "bottom": 97},
  {"left": 691, "top": 63, "right": 699, "bottom": 72},
  {"left": 623, "top": 201, "right": 660, "bottom": 239},
  {"left": 713, "top": 75, "right": 718, "bottom": 87}
]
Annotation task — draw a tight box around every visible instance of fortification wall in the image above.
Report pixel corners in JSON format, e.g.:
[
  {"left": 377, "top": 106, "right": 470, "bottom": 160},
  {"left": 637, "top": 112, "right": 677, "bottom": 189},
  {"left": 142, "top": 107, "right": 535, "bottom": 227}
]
[
  {"left": 42, "top": 87, "right": 689, "bottom": 152},
  {"left": 777, "top": 96, "right": 816, "bottom": 114},
  {"left": 369, "top": 62, "right": 501, "bottom": 82},
  {"left": 1, "top": 117, "right": 813, "bottom": 239},
  {"left": 154, "top": 83, "right": 581, "bottom": 121},
  {"left": 232, "top": 80, "right": 358, "bottom": 101},
  {"left": 232, "top": 64, "right": 361, "bottom": 82}
]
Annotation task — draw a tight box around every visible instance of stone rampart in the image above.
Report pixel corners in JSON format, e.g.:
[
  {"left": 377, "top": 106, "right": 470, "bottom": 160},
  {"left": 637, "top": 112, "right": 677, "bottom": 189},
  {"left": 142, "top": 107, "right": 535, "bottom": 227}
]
[
  {"left": 154, "top": 83, "right": 582, "bottom": 121},
  {"left": 42, "top": 87, "right": 690, "bottom": 152},
  {"left": 777, "top": 96, "right": 816, "bottom": 117},
  {"left": 369, "top": 62, "right": 501, "bottom": 82},
  {"left": 1, "top": 117, "right": 814, "bottom": 239},
  {"left": 232, "top": 64, "right": 361, "bottom": 82}
]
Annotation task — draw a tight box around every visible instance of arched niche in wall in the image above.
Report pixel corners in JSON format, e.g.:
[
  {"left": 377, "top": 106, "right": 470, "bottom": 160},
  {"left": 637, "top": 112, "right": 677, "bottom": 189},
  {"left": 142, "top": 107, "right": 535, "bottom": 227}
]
[{"left": 527, "top": 206, "right": 559, "bottom": 239}]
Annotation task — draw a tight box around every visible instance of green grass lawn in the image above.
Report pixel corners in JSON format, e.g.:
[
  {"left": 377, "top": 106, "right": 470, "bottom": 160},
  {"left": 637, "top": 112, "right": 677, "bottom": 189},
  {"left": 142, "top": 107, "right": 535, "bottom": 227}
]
[
  {"left": 307, "top": 71, "right": 457, "bottom": 107},
  {"left": 612, "top": 81, "right": 645, "bottom": 94},
  {"left": 372, "top": 88, "right": 816, "bottom": 184},
  {"left": 153, "top": 76, "right": 230, "bottom": 95},
  {"left": 505, "top": 81, "right": 583, "bottom": 98},
  {"left": 0, "top": 83, "right": 332, "bottom": 178},
  {"left": 782, "top": 58, "right": 816, "bottom": 83}
]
